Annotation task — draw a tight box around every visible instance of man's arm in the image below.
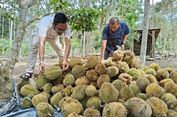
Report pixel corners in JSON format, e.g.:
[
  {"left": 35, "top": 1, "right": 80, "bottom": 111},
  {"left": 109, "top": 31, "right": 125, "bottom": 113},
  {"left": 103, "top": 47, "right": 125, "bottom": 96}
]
[
  {"left": 100, "top": 40, "right": 107, "bottom": 63},
  {"left": 39, "top": 36, "right": 46, "bottom": 72},
  {"left": 62, "top": 37, "right": 71, "bottom": 70}
]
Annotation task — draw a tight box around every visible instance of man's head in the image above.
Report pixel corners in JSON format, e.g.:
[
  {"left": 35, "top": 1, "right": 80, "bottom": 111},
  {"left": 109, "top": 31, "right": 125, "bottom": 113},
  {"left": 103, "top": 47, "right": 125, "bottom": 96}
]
[
  {"left": 53, "top": 13, "right": 68, "bottom": 35},
  {"left": 109, "top": 17, "right": 120, "bottom": 32}
]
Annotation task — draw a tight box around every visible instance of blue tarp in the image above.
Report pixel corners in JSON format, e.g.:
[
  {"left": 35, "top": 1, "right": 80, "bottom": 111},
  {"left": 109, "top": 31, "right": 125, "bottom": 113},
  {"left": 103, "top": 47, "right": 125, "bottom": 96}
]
[{"left": 2, "top": 108, "right": 63, "bottom": 117}]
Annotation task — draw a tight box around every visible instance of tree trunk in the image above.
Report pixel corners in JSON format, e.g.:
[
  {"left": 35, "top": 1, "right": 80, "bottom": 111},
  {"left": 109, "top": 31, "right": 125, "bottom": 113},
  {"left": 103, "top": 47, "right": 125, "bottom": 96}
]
[
  {"left": 140, "top": 0, "right": 150, "bottom": 65},
  {"left": 0, "top": 0, "right": 34, "bottom": 104}
]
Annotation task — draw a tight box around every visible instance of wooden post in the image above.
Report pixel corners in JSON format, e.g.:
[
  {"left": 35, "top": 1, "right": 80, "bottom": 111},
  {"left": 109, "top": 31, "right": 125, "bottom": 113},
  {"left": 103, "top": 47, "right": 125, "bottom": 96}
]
[{"left": 150, "top": 31, "right": 155, "bottom": 58}]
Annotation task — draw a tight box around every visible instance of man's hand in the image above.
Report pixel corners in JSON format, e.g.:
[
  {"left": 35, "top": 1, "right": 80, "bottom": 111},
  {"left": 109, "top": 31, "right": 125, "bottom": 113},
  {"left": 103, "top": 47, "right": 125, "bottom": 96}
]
[
  {"left": 100, "top": 58, "right": 105, "bottom": 64},
  {"left": 121, "top": 44, "right": 125, "bottom": 50},
  {"left": 39, "top": 62, "right": 45, "bottom": 73},
  {"left": 62, "top": 60, "right": 69, "bottom": 70}
]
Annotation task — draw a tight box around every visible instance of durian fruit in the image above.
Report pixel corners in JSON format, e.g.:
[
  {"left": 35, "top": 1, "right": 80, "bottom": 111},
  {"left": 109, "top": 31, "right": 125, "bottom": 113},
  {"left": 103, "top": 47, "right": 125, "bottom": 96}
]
[
  {"left": 20, "top": 95, "right": 33, "bottom": 109},
  {"left": 146, "top": 83, "right": 165, "bottom": 97},
  {"left": 20, "top": 84, "right": 40, "bottom": 97},
  {"left": 156, "top": 68, "right": 170, "bottom": 81},
  {"left": 127, "top": 68, "right": 141, "bottom": 80},
  {"left": 144, "top": 67, "right": 157, "bottom": 76},
  {"left": 83, "top": 56, "right": 99, "bottom": 69},
  {"left": 159, "top": 78, "right": 174, "bottom": 87},
  {"left": 118, "top": 73, "right": 132, "bottom": 84},
  {"left": 35, "top": 74, "right": 48, "bottom": 90},
  {"left": 106, "top": 66, "right": 119, "bottom": 78},
  {"left": 68, "top": 112, "right": 83, "bottom": 117},
  {"left": 165, "top": 67, "right": 174, "bottom": 74},
  {"left": 125, "top": 97, "right": 152, "bottom": 117},
  {"left": 71, "top": 85, "right": 86, "bottom": 101},
  {"left": 160, "top": 93, "right": 177, "bottom": 109},
  {"left": 136, "top": 93, "right": 148, "bottom": 100},
  {"left": 170, "top": 71, "right": 177, "bottom": 83},
  {"left": 167, "top": 109, "right": 177, "bottom": 117},
  {"left": 164, "top": 82, "right": 177, "bottom": 97},
  {"left": 51, "top": 84, "right": 64, "bottom": 94},
  {"left": 72, "top": 65, "right": 86, "bottom": 78},
  {"left": 129, "top": 82, "right": 141, "bottom": 95},
  {"left": 120, "top": 86, "right": 134, "bottom": 101},
  {"left": 32, "top": 94, "right": 48, "bottom": 107},
  {"left": 86, "top": 70, "right": 98, "bottom": 81},
  {"left": 50, "top": 92, "right": 63, "bottom": 107},
  {"left": 86, "top": 96, "right": 101, "bottom": 110},
  {"left": 145, "top": 74, "right": 158, "bottom": 84},
  {"left": 102, "top": 102, "right": 128, "bottom": 117},
  {"left": 136, "top": 78, "right": 150, "bottom": 92},
  {"left": 36, "top": 102, "right": 54, "bottom": 117},
  {"left": 44, "top": 65, "right": 62, "bottom": 80},
  {"left": 99, "top": 82, "right": 118, "bottom": 103},
  {"left": 112, "top": 79, "right": 127, "bottom": 91},
  {"left": 122, "top": 50, "right": 135, "bottom": 65},
  {"left": 147, "top": 97, "right": 168, "bottom": 117},
  {"left": 63, "top": 74, "right": 75, "bottom": 86},
  {"left": 129, "top": 56, "right": 140, "bottom": 68},
  {"left": 85, "top": 85, "right": 97, "bottom": 97},
  {"left": 149, "top": 63, "right": 160, "bottom": 71},
  {"left": 40, "top": 92, "right": 51, "bottom": 100},
  {"left": 138, "top": 69, "right": 146, "bottom": 79},
  {"left": 97, "top": 74, "right": 110, "bottom": 88},
  {"left": 95, "top": 63, "right": 106, "bottom": 75},
  {"left": 117, "top": 61, "right": 129, "bottom": 73},
  {"left": 75, "top": 76, "right": 89, "bottom": 85},
  {"left": 63, "top": 85, "right": 73, "bottom": 96},
  {"left": 112, "top": 50, "right": 124, "bottom": 61},
  {"left": 43, "top": 83, "right": 52, "bottom": 93},
  {"left": 84, "top": 107, "right": 101, "bottom": 117},
  {"left": 58, "top": 97, "right": 84, "bottom": 117},
  {"left": 104, "top": 57, "right": 117, "bottom": 67},
  {"left": 68, "top": 59, "right": 82, "bottom": 68},
  {"left": 17, "top": 79, "right": 32, "bottom": 94}
]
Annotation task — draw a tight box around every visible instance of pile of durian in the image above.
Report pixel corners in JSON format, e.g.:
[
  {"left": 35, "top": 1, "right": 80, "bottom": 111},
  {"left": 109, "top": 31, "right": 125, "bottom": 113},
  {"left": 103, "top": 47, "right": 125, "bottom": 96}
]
[{"left": 18, "top": 50, "right": 177, "bottom": 117}]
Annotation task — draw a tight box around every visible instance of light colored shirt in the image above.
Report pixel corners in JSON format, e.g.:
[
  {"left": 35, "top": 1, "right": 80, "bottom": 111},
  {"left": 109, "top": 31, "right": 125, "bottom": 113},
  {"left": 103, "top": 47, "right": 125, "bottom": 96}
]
[{"left": 36, "top": 15, "right": 71, "bottom": 39}]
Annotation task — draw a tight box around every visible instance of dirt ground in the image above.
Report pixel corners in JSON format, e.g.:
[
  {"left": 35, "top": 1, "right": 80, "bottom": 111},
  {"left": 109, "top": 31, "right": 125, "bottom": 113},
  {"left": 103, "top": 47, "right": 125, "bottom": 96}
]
[{"left": 13, "top": 56, "right": 177, "bottom": 82}]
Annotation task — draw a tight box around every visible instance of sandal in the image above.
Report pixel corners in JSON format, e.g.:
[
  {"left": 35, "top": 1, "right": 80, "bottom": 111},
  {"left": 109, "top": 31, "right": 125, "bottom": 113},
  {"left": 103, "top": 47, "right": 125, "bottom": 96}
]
[{"left": 20, "top": 72, "right": 33, "bottom": 80}]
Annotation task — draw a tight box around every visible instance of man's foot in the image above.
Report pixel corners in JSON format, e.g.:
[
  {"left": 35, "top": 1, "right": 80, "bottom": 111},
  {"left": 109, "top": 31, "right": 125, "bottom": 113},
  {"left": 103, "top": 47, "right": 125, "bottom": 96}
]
[{"left": 20, "top": 72, "right": 33, "bottom": 80}]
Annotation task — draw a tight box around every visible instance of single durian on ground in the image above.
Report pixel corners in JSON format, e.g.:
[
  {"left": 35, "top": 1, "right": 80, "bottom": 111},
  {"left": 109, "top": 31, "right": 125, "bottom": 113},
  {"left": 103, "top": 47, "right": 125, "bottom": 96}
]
[
  {"left": 43, "top": 83, "right": 52, "bottom": 93},
  {"left": 106, "top": 66, "right": 119, "bottom": 78},
  {"left": 63, "top": 85, "right": 73, "bottom": 96},
  {"left": 112, "top": 50, "right": 124, "bottom": 61},
  {"left": 102, "top": 102, "right": 128, "bottom": 117},
  {"left": 20, "top": 84, "right": 40, "bottom": 97},
  {"left": 159, "top": 78, "right": 174, "bottom": 87},
  {"left": 32, "top": 94, "right": 48, "bottom": 107},
  {"left": 136, "top": 93, "right": 148, "bottom": 100},
  {"left": 97, "top": 74, "right": 110, "bottom": 88},
  {"left": 58, "top": 97, "right": 84, "bottom": 117},
  {"left": 44, "top": 65, "right": 62, "bottom": 80},
  {"left": 84, "top": 107, "right": 101, "bottom": 117},
  {"left": 170, "top": 70, "right": 177, "bottom": 83},
  {"left": 136, "top": 78, "right": 150, "bottom": 92},
  {"left": 51, "top": 84, "right": 64, "bottom": 94},
  {"left": 149, "top": 63, "right": 160, "bottom": 71},
  {"left": 164, "top": 82, "right": 177, "bottom": 97},
  {"left": 125, "top": 97, "right": 152, "bottom": 117},
  {"left": 112, "top": 79, "right": 127, "bottom": 91},
  {"left": 118, "top": 73, "right": 132, "bottom": 84},
  {"left": 122, "top": 50, "right": 135, "bottom": 65},
  {"left": 75, "top": 76, "right": 90, "bottom": 85},
  {"left": 63, "top": 73, "right": 75, "bottom": 86},
  {"left": 40, "top": 92, "right": 51, "bottom": 100},
  {"left": 160, "top": 93, "right": 177, "bottom": 109},
  {"left": 20, "top": 95, "right": 33, "bottom": 109},
  {"left": 145, "top": 74, "right": 158, "bottom": 84},
  {"left": 85, "top": 85, "right": 97, "bottom": 97},
  {"left": 156, "top": 68, "right": 170, "bottom": 81},
  {"left": 129, "top": 56, "right": 140, "bottom": 68},
  {"left": 117, "top": 61, "right": 129, "bottom": 73},
  {"left": 144, "top": 67, "right": 157, "bottom": 76},
  {"left": 95, "top": 63, "right": 106, "bottom": 75},
  {"left": 36, "top": 102, "right": 54, "bottom": 117},
  {"left": 120, "top": 86, "right": 134, "bottom": 101},
  {"left": 86, "top": 96, "right": 101, "bottom": 110},
  {"left": 86, "top": 70, "right": 98, "bottom": 81},
  {"left": 99, "top": 82, "right": 118, "bottom": 103},
  {"left": 50, "top": 92, "right": 64, "bottom": 107},
  {"left": 72, "top": 65, "right": 86, "bottom": 78},
  {"left": 147, "top": 97, "right": 168, "bottom": 117},
  {"left": 83, "top": 56, "right": 99, "bottom": 69},
  {"left": 71, "top": 85, "right": 86, "bottom": 101},
  {"left": 68, "top": 59, "right": 82, "bottom": 68},
  {"left": 127, "top": 68, "right": 141, "bottom": 80},
  {"left": 146, "top": 83, "right": 165, "bottom": 98},
  {"left": 129, "top": 82, "right": 141, "bottom": 95},
  {"left": 35, "top": 74, "right": 48, "bottom": 90}
]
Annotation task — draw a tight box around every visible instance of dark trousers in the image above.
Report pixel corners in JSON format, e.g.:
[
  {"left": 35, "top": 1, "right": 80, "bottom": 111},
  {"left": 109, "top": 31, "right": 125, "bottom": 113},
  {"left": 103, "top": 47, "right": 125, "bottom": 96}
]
[{"left": 104, "top": 49, "right": 113, "bottom": 60}]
